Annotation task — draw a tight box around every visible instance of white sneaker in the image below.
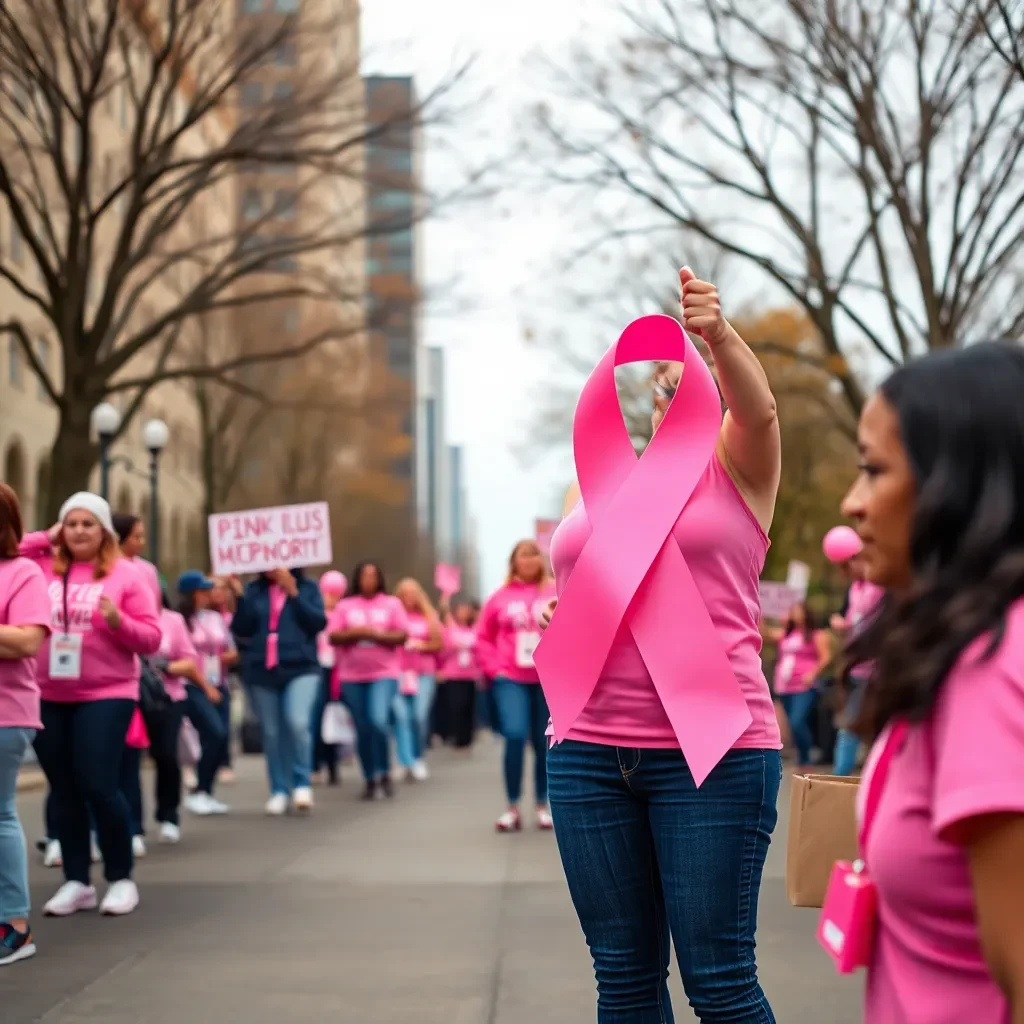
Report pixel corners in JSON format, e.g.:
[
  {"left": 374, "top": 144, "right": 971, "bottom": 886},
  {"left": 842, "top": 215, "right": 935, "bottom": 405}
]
[
  {"left": 264, "top": 793, "right": 288, "bottom": 816},
  {"left": 292, "top": 786, "right": 313, "bottom": 812},
  {"left": 185, "top": 792, "right": 230, "bottom": 816},
  {"left": 43, "top": 839, "right": 63, "bottom": 868},
  {"left": 44, "top": 881, "right": 98, "bottom": 917},
  {"left": 90, "top": 834, "right": 101, "bottom": 864},
  {"left": 132, "top": 836, "right": 146, "bottom": 858},
  {"left": 100, "top": 879, "right": 139, "bottom": 916},
  {"left": 158, "top": 822, "right": 181, "bottom": 844},
  {"left": 411, "top": 759, "right": 430, "bottom": 782}
]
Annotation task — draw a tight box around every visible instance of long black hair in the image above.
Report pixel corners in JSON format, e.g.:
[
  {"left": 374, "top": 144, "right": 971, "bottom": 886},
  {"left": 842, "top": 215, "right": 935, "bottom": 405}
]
[
  {"left": 784, "top": 602, "right": 817, "bottom": 642},
  {"left": 346, "top": 561, "right": 386, "bottom": 598},
  {"left": 177, "top": 591, "right": 198, "bottom": 629},
  {"left": 848, "top": 342, "right": 1024, "bottom": 738}
]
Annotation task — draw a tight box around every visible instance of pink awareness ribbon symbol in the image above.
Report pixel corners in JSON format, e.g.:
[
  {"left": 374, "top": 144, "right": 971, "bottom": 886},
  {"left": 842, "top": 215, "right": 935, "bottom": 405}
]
[{"left": 533, "top": 314, "right": 753, "bottom": 787}]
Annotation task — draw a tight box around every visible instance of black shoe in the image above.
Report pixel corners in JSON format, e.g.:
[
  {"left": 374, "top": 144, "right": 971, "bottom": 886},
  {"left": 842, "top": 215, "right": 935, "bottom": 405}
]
[
  {"left": 380, "top": 776, "right": 395, "bottom": 799},
  {"left": 0, "top": 923, "right": 36, "bottom": 966},
  {"left": 327, "top": 766, "right": 340, "bottom": 786},
  {"left": 361, "top": 781, "right": 377, "bottom": 801}
]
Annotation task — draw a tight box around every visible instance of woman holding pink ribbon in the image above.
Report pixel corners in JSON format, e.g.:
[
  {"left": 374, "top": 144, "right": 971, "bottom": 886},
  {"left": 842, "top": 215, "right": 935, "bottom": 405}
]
[
  {"left": 536, "top": 270, "right": 782, "bottom": 1022},
  {"left": 476, "top": 541, "right": 556, "bottom": 832},
  {"left": 834, "top": 343, "right": 1024, "bottom": 1023}
]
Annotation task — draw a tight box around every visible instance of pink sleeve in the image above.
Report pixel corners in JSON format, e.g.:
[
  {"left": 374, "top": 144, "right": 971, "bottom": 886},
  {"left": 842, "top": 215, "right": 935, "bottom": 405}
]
[
  {"left": 170, "top": 615, "right": 199, "bottom": 664},
  {"left": 96, "top": 573, "right": 162, "bottom": 655},
  {"left": 931, "top": 621, "right": 1024, "bottom": 840},
  {"left": 474, "top": 597, "right": 500, "bottom": 678},
  {"left": 6, "top": 562, "right": 52, "bottom": 631},
  {"left": 17, "top": 531, "right": 53, "bottom": 565},
  {"left": 391, "top": 599, "right": 409, "bottom": 633}
]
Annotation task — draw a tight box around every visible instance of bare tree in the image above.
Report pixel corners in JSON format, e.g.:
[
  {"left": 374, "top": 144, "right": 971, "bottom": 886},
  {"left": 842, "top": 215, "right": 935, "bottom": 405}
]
[
  {"left": 0, "top": 0, "right": 463, "bottom": 518},
  {"left": 528, "top": 0, "right": 1024, "bottom": 420},
  {"left": 979, "top": 0, "right": 1024, "bottom": 79}
]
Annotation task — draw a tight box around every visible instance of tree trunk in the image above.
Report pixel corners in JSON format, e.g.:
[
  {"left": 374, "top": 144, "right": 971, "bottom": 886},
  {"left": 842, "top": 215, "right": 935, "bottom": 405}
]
[{"left": 45, "top": 401, "right": 99, "bottom": 524}]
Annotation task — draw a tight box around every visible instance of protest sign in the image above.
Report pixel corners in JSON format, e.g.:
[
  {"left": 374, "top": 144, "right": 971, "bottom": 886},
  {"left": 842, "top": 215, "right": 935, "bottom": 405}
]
[
  {"left": 209, "top": 502, "right": 332, "bottom": 576},
  {"left": 785, "top": 560, "right": 811, "bottom": 599},
  {"left": 759, "top": 581, "right": 800, "bottom": 621},
  {"left": 434, "top": 563, "right": 461, "bottom": 596}
]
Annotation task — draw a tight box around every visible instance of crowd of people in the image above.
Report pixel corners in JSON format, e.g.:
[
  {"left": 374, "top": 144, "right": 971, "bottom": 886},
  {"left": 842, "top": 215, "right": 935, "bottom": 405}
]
[{"left": 0, "top": 479, "right": 562, "bottom": 968}]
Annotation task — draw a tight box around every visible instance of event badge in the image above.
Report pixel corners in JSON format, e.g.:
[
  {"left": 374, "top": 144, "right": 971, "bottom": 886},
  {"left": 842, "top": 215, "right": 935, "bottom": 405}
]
[
  {"left": 515, "top": 630, "right": 540, "bottom": 669},
  {"left": 50, "top": 633, "right": 83, "bottom": 680},
  {"left": 458, "top": 649, "right": 473, "bottom": 669},
  {"left": 776, "top": 654, "right": 795, "bottom": 686},
  {"left": 204, "top": 655, "right": 222, "bottom": 687}
]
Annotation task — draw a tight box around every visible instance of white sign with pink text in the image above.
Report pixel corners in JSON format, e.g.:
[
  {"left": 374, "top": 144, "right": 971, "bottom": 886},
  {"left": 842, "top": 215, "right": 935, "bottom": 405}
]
[{"left": 208, "top": 502, "right": 332, "bottom": 576}]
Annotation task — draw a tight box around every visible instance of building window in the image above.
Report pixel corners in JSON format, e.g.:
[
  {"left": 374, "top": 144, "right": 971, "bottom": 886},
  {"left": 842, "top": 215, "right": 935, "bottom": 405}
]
[
  {"left": 371, "top": 190, "right": 413, "bottom": 210},
  {"left": 386, "top": 332, "right": 412, "bottom": 377},
  {"left": 384, "top": 149, "right": 413, "bottom": 174},
  {"left": 282, "top": 308, "right": 299, "bottom": 332},
  {"left": 241, "top": 0, "right": 264, "bottom": 12},
  {"left": 8, "top": 340, "right": 22, "bottom": 389},
  {"left": 10, "top": 222, "right": 23, "bottom": 264},
  {"left": 242, "top": 188, "right": 262, "bottom": 220},
  {"left": 388, "top": 228, "right": 413, "bottom": 247},
  {"left": 366, "top": 257, "right": 383, "bottom": 275},
  {"left": 274, "top": 82, "right": 293, "bottom": 101},
  {"left": 274, "top": 190, "right": 297, "bottom": 220},
  {"left": 241, "top": 82, "right": 262, "bottom": 107},
  {"left": 35, "top": 338, "right": 49, "bottom": 400},
  {"left": 274, "top": 0, "right": 300, "bottom": 11},
  {"left": 120, "top": 86, "right": 128, "bottom": 129},
  {"left": 274, "top": 43, "right": 297, "bottom": 66}
]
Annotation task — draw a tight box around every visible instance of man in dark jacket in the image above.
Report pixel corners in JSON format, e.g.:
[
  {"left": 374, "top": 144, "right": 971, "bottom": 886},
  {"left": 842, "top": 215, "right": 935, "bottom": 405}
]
[{"left": 229, "top": 569, "right": 326, "bottom": 816}]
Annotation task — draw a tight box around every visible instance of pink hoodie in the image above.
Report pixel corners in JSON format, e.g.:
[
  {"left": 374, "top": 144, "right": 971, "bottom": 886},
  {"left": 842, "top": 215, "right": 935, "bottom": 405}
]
[
  {"left": 475, "top": 579, "right": 555, "bottom": 684},
  {"left": 19, "top": 532, "right": 162, "bottom": 703}
]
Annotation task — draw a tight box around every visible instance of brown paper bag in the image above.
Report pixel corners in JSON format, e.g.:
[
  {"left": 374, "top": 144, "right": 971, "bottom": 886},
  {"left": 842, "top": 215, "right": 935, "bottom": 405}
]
[{"left": 786, "top": 773, "right": 860, "bottom": 908}]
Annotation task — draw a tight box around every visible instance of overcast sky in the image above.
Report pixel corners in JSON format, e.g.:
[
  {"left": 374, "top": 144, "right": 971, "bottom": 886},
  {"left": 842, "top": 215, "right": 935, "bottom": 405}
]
[{"left": 361, "top": 0, "right": 617, "bottom": 594}]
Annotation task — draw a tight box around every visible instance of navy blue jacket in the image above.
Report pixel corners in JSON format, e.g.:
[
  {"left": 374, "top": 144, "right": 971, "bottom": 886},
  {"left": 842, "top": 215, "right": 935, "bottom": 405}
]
[{"left": 231, "top": 571, "right": 326, "bottom": 690}]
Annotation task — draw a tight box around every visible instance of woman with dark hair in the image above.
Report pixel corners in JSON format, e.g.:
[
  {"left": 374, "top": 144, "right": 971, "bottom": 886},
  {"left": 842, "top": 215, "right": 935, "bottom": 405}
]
[
  {"left": 330, "top": 562, "right": 407, "bottom": 800},
  {"left": 0, "top": 483, "right": 50, "bottom": 964},
  {"left": 436, "top": 598, "right": 482, "bottom": 751},
  {"left": 229, "top": 568, "right": 326, "bottom": 815},
  {"left": 762, "top": 601, "right": 830, "bottom": 771},
  {"left": 841, "top": 342, "right": 1024, "bottom": 1022},
  {"left": 111, "top": 513, "right": 161, "bottom": 609}
]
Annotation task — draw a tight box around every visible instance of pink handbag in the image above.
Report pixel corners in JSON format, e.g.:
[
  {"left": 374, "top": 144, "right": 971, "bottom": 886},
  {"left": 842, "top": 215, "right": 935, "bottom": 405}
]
[
  {"left": 817, "top": 720, "right": 909, "bottom": 973},
  {"left": 400, "top": 671, "right": 420, "bottom": 696},
  {"left": 125, "top": 707, "right": 150, "bottom": 749}
]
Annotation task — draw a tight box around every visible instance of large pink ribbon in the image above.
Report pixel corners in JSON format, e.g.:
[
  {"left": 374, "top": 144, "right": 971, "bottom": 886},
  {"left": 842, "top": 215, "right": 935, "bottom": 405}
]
[{"left": 533, "top": 314, "right": 752, "bottom": 787}]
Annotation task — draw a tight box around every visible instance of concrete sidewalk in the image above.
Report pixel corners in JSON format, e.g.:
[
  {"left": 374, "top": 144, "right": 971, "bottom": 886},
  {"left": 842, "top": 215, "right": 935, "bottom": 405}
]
[{"left": 4, "top": 743, "right": 862, "bottom": 1023}]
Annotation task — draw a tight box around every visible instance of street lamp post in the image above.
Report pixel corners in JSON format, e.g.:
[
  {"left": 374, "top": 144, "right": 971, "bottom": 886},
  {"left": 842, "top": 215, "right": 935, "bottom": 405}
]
[
  {"left": 142, "top": 419, "right": 170, "bottom": 570},
  {"left": 90, "top": 403, "right": 122, "bottom": 502}
]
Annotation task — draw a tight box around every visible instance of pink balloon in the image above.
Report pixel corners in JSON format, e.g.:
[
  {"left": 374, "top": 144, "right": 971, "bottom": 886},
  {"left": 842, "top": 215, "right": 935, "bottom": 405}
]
[
  {"left": 822, "top": 526, "right": 862, "bottom": 564},
  {"left": 319, "top": 570, "right": 347, "bottom": 596}
]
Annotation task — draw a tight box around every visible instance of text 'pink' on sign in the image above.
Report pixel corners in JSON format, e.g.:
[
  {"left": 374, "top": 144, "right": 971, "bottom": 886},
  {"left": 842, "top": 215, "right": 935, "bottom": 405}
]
[{"left": 208, "top": 501, "right": 332, "bottom": 576}]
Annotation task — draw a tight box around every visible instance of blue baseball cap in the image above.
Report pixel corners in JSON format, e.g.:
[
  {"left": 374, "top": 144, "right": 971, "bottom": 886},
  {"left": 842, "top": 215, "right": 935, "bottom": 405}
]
[{"left": 177, "top": 570, "right": 214, "bottom": 594}]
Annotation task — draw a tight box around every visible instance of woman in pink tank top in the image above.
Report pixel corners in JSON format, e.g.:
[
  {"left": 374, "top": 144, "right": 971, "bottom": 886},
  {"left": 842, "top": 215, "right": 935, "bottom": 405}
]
[{"left": 541, "top": 269, "right": 783, "bottom": 1023}]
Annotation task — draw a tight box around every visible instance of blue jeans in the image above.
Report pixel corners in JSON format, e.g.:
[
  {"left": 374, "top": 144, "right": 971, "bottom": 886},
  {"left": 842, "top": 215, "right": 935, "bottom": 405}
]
[
  {"left": 119, "top": 745, "right": 143, "bottom": 837},
  {"left": 492, "top": 678, "right": 549, "bottom": 804},
  {"left": 217, "top": 686, "right": 232, "bottom": 768},
  {"left": 34, "top": 699, "right": 136, "bottom": 885},
  {"left": 393, "top": 674, "right": 436, "bottom": 766},
  {"left": 184, "top": 685, "right": 227, "bottom": 796},
  {"left": 548, "top": 741, "right": 782, "bottom": 1023},
  {"left": 0, "top": 727, "right": 34, "bottom": 920},
  {"left": 833, "top": 729, "right": 861, "bottom": 775},
  {"left": 248, "top": 673, "right": 320, "bottom": 796},
  {"left": 778, "top": 690, "right": 816, "bottom": 766},
  {"left": 343, "top": 679, "right": 397, "bottom": 782}
]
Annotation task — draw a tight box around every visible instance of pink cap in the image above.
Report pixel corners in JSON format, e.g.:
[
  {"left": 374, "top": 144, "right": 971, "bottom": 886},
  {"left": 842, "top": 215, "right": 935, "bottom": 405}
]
[
  {"left": 822, "top": 526, "right": 863, "bottom": 564},
  {"left": 319, "top": 570, "right": 347, "bottom": 596}
]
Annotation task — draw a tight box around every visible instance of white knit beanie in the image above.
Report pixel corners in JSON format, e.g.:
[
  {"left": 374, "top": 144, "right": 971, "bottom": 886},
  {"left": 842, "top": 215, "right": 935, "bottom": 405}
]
[{"left": 58, "top": 492, "right": 115, "bottom": 536}]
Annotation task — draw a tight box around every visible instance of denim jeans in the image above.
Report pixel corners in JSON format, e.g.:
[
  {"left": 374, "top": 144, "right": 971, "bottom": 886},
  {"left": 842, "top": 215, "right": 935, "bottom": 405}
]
[
  {"left": 492, "top": 678, "right": 549, "bottom": 804},
  {"left": 833, "top": 729, "right": 861, "bottom": 775},
  {"left": 778, "top": 690, "right": 817, "bottom": 766},
  {"left": 217, "top": 686, "right": 232, "bottom": 769},
  {"left": 184, "top": 685, "right": 227, "bottom": 796},
  {"left": 34, "top": 699, "right": 136, "bottom": 885},
  {"left": 119, "top": 745, "right": 144, "bottom": 837},
  {"left": 548, "top": 741, "right": 782, "bottom": 1023},
  {"left": 343, "top": 679, "right": 397, "bottom": 782},
  {"left": 393, "top": 674, "right": 436, "bottom": 766},
  {"left": 248, "top": 673, "right": 320, "bottom": 796},
  {"left": 0, "top": 727, "right": 34, "bottom": 920}
]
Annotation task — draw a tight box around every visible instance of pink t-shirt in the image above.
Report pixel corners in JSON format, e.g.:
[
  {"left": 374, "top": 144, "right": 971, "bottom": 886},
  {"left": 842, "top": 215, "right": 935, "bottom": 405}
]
[
  {"left": 475, "top": 580, "right": 555, "bottom": 684},
  {"left": 437, "top": 624, "right": 481, "bottom": 680},
  {"left": 548, "top": 454, "right": 781, "bottom": 749},
  {"left": 334, "top": 594, "right": 408, "bottom": 682},
  {"left": 402, "top": 610, "right": 440, "bottom": 676},
  {"left": 156, "top": 609, "right": 197, "bottom": 702},
  {"left": 861, "top": 599, "right": 1024, "bottom": 1024},
  {"left": 773, "top": 629, "right": 822, "bottom": 695},
  {"left": 0, "top": 556, "right": 52, "bottom": 729},
  {"left": 189, "top": 608, "right": 234, "bottom": 688},
  {"left": 127, "top": 556, "right": 162, "bottom": 609},
  {"left": 19, "top": 532, "right": 162, "bottom": 703}
]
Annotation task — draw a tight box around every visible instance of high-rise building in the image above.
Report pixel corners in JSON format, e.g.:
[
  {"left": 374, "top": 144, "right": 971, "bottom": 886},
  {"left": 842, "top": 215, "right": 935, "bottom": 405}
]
[
  {"left": 420, "top": 347, "right": 451, "bottom": 559},
  {"left": 364, "top": 75, "right": 420, "bottom": 518}
]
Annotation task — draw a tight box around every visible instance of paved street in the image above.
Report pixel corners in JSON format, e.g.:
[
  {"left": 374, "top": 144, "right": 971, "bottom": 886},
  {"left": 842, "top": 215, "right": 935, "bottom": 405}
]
[{"left": 5, "top": 743, "right": 861, "bottom": 1023}]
